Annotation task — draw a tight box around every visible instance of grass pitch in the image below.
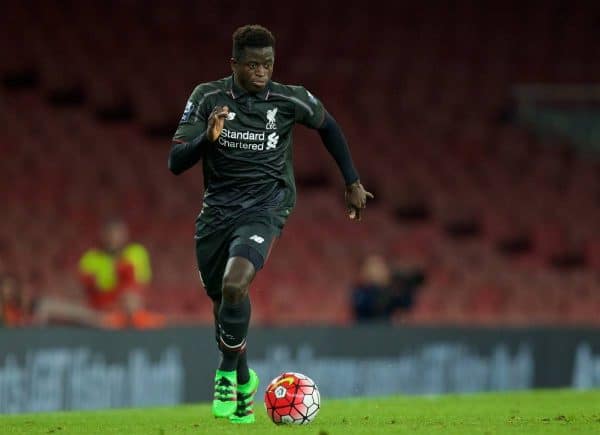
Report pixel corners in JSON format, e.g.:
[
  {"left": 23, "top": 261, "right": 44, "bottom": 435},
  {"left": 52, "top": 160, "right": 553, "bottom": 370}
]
[{"left": 1, "top": 389, "right": 599, "bottom": 434}]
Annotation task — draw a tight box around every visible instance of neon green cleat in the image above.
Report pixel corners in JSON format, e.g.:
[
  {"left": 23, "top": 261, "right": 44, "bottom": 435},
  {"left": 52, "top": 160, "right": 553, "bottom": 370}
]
[
  {"left": 212, "top": 370, "right": 237, "bottom": 418},
  {"left": 229, "top": 369, "right": 260, "bottom": 424}
]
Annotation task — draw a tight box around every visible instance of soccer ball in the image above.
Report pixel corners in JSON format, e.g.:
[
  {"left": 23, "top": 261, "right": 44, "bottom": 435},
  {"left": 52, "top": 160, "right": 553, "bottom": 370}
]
[{"left": 264, "top": 372, "right": 320, "bottom": 424}]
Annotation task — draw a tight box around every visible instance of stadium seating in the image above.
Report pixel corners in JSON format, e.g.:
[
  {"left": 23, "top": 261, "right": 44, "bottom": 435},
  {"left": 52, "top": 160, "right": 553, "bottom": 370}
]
[{"left": 1, "top": 0, "right": 599, "bottom": 326}]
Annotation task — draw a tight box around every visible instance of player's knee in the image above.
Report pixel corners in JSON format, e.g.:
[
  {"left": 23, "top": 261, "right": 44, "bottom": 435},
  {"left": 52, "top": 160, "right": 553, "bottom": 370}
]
[
  {"left": 221, "top": 277, "right": 248, "bottom": 303},
  {"left": 221, "top": 257, "right": 255, "bottom": 303}
]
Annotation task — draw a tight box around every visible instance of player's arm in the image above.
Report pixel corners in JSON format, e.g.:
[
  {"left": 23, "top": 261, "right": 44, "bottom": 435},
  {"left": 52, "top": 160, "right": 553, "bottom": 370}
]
[
  {"left": 316, "top": 112, "right": 374, "bottom": 221},
  {"left": 293, "top": 86, "right": 374, "bottom": 220},
  {"left": 168, "top": 87, "right": 229, "bottom": 175},
  {"left": 168, "top": 106, "right": 229, "bottom": 175}
]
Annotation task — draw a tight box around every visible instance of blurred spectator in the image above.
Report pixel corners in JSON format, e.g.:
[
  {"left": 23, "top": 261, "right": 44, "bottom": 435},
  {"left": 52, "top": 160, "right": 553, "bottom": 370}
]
[
  {"left": 351, "top": 255, "right": 426, "bottom": 323},
  {"left": 34, "top": 218, "right": 165, "bottom": 329},
  {"left": 351, "top": 254, "right": 393, "bottom": 322},
  {"left": 389, "top": 262, "right": 426, "bottom": 316},
  {"left": 0, "top": 274, "right": 30, "bottom": 327}
]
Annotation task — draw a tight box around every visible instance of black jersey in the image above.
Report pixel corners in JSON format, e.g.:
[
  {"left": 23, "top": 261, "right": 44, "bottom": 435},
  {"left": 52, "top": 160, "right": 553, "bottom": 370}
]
[{"left": 173, "top": 76, "right": 325, "bottom": 233}]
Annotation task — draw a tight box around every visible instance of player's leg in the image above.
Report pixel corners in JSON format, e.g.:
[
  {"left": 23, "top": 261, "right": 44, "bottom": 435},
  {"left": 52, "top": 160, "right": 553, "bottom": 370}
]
[
  {"left": 210, "top": 298, "right": 250, "bottom": 387},
  {"left": 211, "top": 298, "right": 242, "bottom": 418},
  {"left": 195, "top": 232, "right": 239, "bottom": 418},
  {"left": 218, "top": 256, "right": 257, "bottom": 424},
  {"left": 225, "top": 224, "right": 279, "bottom": 423},
  {"left": 211, "top": 296, "right": 222, "bottom": 351},
  {"left": 211, "top": 256, "right": 254, "bottom": 421},
  {"left": 209, "top": 281, "right": 256, "bottom": 421},
  {"left": 217, "top": 256, "right": 254, "bottom": 372}
]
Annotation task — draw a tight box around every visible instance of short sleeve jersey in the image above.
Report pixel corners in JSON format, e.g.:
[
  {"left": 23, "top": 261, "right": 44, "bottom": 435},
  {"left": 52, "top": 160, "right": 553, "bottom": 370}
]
[{"left": 173, "top": 76, "right": 325, "bottom": 233}]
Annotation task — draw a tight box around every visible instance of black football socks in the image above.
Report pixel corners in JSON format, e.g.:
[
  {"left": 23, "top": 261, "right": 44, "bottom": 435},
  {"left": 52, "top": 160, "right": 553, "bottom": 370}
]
[
  {"left": 237, "top": 349, "right": 250, "bottom": 385},
  {"left": 218, "top": 295, "right": 251, "bottom": 372}
]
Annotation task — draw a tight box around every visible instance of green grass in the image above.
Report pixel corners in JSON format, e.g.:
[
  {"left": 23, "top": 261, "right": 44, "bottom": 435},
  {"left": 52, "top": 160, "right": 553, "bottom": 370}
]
[{"left": 1, "top": 389, "right": 599, "bottom": 434}]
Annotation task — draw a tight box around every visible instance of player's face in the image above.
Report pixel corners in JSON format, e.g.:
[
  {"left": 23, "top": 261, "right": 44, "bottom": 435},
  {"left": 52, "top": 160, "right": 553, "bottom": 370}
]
[{"left": 231, "top": 46, "right": 274, "bottom": 93}]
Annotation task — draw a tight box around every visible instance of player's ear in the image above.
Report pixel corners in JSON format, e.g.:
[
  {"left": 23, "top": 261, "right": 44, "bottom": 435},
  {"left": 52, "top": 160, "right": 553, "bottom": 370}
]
[{"left": 230, "top": 58, "right": 237, "bottom": 72}]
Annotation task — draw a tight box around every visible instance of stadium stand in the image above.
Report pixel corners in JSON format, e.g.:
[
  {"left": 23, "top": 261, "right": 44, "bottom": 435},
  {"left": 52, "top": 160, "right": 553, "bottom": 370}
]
[{"left": 1, "top": 0, "right": 599, "bottom": 326}]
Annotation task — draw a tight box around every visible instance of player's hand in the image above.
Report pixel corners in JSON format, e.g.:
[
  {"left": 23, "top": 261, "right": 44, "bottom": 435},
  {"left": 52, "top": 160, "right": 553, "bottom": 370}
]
[
  {"left": 345, "top": 180, "right": 374, "bottom": 221},
  {"left": 206, "top": 106, "right": 229, "bottom": 142}
]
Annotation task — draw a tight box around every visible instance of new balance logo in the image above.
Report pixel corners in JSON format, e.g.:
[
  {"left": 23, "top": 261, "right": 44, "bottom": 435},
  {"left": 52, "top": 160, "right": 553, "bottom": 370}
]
[
  {"left": 266, "top": 132, "right": 279, "bottom": 150},
  {"left": 249, "top": 235, "right": 265, "bottom": 244},
  {"left": 226, "top": 112, "right": 236, "bottom": 120}
]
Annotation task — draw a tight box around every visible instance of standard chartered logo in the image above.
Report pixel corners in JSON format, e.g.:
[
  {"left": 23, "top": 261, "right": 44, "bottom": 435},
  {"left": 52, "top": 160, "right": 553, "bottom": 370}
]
[
  {"left": 266, "top": 132, "right": 279, "bottom": 150},
  {"left": 218, "top": 128, "right": 279, "bottom": 151}
]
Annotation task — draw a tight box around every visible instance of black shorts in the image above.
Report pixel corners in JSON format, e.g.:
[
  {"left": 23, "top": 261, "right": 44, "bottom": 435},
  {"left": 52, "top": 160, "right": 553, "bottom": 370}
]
[{"left": 195, "top": 220, "right": 281, "bottom": 301}]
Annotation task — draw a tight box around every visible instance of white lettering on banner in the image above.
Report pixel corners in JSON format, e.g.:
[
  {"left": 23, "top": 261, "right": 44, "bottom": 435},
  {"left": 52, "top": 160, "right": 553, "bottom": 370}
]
[
  {"left": 572, "top": 343, "right": 600, "bottom": 389},
  {"left": 0, "top": 348, "right": 183, "bottom": 413},
  {"left": 251, "top": 343, "right": 535, "bottom": 398}
]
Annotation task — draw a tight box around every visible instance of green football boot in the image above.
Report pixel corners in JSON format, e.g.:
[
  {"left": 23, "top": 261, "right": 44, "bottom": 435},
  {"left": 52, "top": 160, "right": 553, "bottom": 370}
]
[
  {"left": 212, "top": 370, "right": 237, "bottom": 418},
  {"left": 229, "top": 369, "right": 260, "bottom": 424}
]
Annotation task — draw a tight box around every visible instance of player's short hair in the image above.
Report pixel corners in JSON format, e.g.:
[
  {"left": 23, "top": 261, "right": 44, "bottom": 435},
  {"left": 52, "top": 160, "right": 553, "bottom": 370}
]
[{"left": 232, "top": 24, "right": 275, "bottom": 60}]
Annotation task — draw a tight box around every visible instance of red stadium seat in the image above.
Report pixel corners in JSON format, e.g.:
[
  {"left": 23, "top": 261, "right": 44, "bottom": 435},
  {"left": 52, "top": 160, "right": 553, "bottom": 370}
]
[{"left": 0, "top": 0, "right": 599, "bottom": 326}]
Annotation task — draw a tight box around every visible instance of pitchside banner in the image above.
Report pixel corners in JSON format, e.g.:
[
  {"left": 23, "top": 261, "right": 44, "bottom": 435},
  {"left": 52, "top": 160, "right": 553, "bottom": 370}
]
[{"left": 0, "top": 326, "right": 599, "bottom": 413}]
